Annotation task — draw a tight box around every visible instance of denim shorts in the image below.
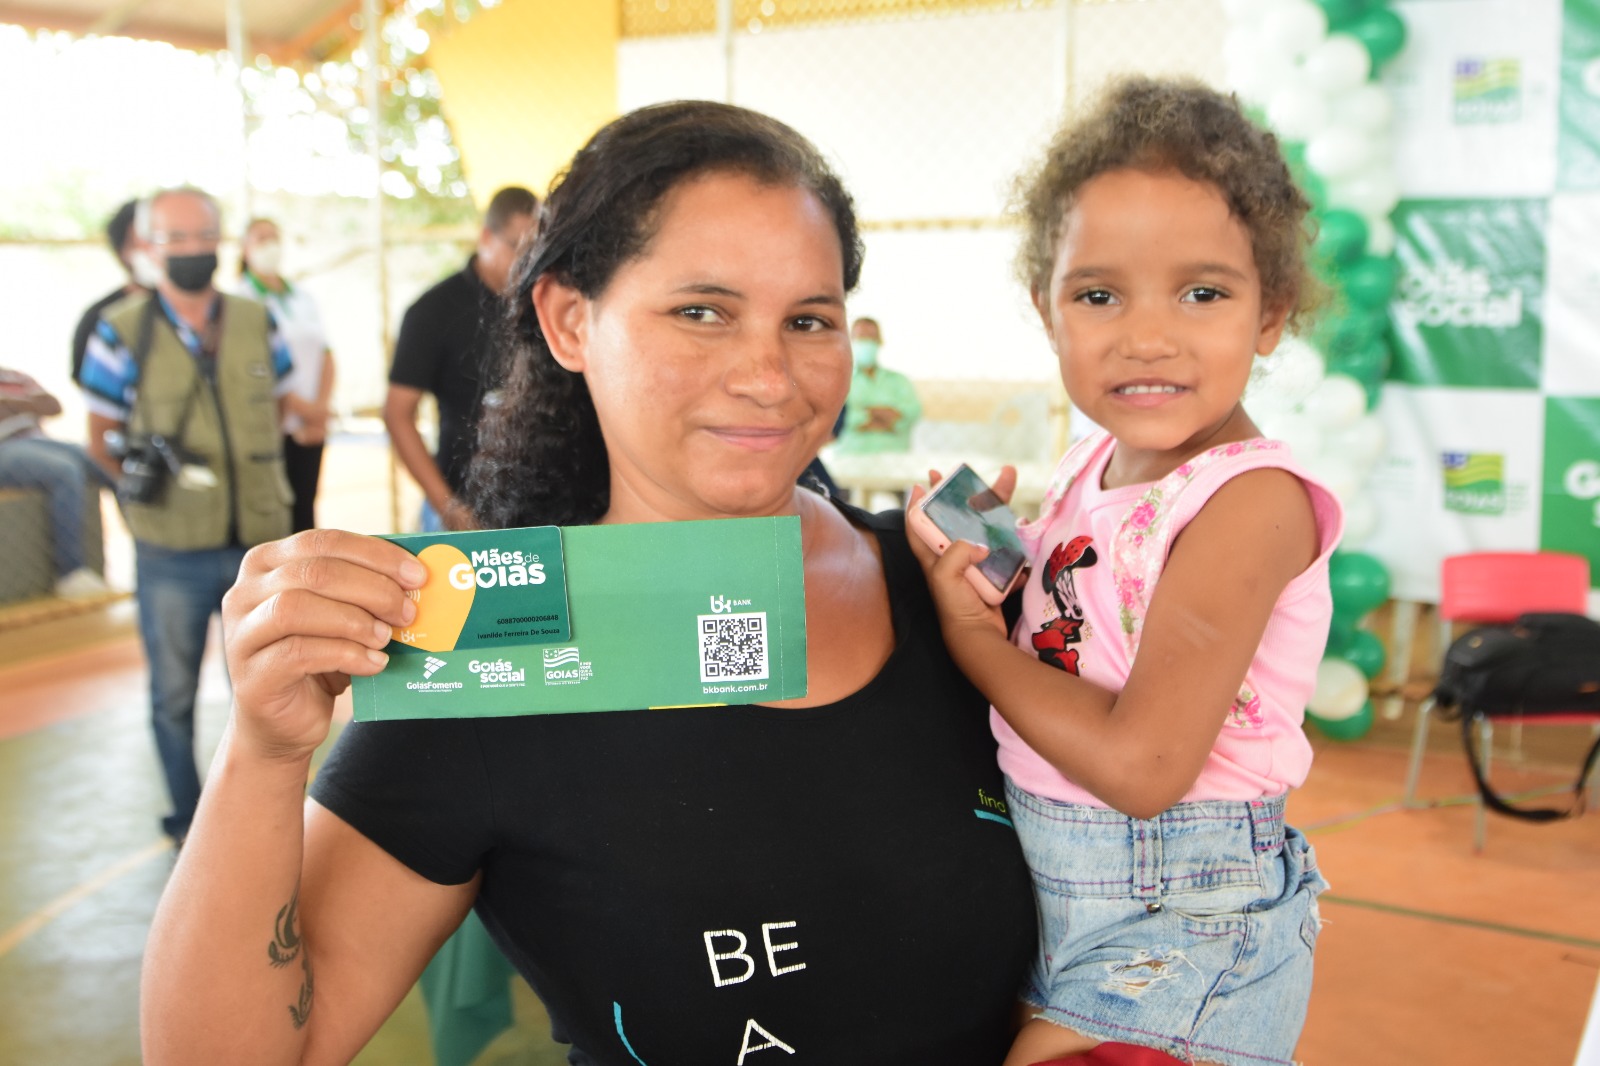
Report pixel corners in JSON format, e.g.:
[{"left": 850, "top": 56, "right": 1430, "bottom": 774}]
[{"left": 1007, "top": 781, "right": 1328, "bottom": 1066}]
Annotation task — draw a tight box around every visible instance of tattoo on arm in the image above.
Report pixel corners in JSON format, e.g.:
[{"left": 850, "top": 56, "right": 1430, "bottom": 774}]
[
  {"left": 289, "top": 952, "right": 315, "bottom": 1030},
  {"left": 268, "top": 890, "right": 302, "bottom": 967},
  {"left": 268, "top": 888, "right": 314, "bottom": 1029}
]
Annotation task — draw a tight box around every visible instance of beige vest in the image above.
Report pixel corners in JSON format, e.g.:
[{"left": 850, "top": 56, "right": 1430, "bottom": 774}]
[{"left": 106, "top": 293, "right": 291, "bottom": 550}]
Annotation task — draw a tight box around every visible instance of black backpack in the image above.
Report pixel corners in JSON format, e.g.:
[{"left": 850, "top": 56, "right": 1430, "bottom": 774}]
[{"left": 1431, "top": 612, "right": 1600, "bottom": 822}]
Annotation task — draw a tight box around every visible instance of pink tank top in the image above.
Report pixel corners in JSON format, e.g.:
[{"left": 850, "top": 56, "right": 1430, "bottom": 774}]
[{"left": 994, "top": 432, "right": 1345, "bottom": 805}]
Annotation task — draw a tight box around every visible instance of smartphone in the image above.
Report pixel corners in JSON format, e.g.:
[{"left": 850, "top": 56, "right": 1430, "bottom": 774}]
[{"left": 909, "top": 463, "right": 1029, "bottom": 605}]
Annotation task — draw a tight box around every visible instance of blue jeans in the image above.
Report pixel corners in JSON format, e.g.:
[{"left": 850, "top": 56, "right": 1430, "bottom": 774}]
[
  {"left": 1009, "top": 785, "right": 1327, "bottom": 1066},
  {"left": 134, "top": 541, "right": 247, "bottom": 839},
  {"left": 0, "top": 437, "right": 103, "bottom": 574}
]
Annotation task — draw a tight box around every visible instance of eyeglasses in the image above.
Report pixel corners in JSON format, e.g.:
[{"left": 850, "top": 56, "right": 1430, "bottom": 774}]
[{"left": 149, "top": 230, "right": 221, "bottom": 247}]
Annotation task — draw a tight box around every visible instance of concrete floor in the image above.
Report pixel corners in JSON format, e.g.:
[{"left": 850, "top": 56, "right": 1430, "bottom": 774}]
[{"left": 2, "top": 432, "right": 1598, "bottom": 1064}]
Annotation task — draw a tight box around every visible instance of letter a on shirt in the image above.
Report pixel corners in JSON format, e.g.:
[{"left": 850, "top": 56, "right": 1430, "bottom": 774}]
[{"left": 737, "top": 1018, "right": 796, "bottom": 1063}]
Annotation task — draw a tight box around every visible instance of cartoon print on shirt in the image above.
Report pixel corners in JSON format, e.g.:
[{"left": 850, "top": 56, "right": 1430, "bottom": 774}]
[{"left": 1032, "top": 535, "right": 1097, "bottom": 676}]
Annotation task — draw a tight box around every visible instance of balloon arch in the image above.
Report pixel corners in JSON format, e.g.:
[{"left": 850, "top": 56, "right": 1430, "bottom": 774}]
[{"left": 1224, "top": 0, "right": 1409, "bottom": 740}]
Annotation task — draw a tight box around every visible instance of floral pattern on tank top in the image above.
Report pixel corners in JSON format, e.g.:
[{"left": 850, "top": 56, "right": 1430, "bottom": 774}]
[{"left": 1019, "top": 434, "right": 1286, "bottom": 731}]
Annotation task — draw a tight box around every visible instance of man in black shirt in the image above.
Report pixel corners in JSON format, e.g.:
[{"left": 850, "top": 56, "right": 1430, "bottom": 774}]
[
  {"left": 383, "top": 186, "right": 539, "bottom": 531},
  {"left": 70, "top": 199, "right": 155, "bottom": 384}
]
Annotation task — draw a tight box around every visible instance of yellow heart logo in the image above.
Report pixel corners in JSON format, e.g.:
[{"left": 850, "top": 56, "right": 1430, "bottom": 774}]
[{"left": 396, "top": 543, "right": 475, "bottom": 652}]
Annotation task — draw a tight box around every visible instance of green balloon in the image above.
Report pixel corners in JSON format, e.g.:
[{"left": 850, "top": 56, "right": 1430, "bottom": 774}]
[
  {"left": 1340, "top": 255, "right": 1400, "bottom": 312},
  {"left": 1342, "top": 628, "right": 1388, "bottom": 679},
  {"left": 1283, "top": 141, "right": 1328, "bottom": 208},
  {"left": 1329, "top": 550, "right": 1391, "bottom": 618},
  {"left": 1324, "top": 616, "right": 1358, "bottom": 657},
  {"left": 1327, "top": 339, "right": 1392, "bottom": 408},
  {"left": 1327, "top": 307, "right": 1389, "bottom": 357},
  {"left": 1316, "top": 0, "right": 1372, "bottom": 27},
  {"left": 1348, "top": 7, "right": 1408, "bottom": 67},
  {"left": 1308, "top": 699, "right": 1376, "bottom": 741},
  {"left": 1317, "top": 210, "right": 1369, "bottom": 269}
]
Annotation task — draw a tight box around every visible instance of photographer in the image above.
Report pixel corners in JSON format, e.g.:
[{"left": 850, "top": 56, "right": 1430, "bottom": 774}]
[{"left": 80, "top": 186, "right": 293, "bottom": 846}]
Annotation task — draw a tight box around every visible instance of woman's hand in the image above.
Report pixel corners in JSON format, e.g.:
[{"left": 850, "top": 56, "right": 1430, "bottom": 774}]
[{"left": 221, "top": 530, "right": 424, "bottom": 763}]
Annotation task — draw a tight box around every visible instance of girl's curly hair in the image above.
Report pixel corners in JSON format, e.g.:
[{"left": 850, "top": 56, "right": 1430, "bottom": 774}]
[{"left": 1012, "top": 76, "right": 1320, "bottom": 333}]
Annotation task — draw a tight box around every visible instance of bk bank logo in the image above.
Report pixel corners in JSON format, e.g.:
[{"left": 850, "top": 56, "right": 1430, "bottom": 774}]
[{"left": 1441, "top": 451, "right": 1506, "bottom": 515}]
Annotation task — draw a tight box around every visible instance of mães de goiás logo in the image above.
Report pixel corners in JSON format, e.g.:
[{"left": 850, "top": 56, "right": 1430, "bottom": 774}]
[{"left": 450, "top": 548, "right": 546, "bottom": 590}]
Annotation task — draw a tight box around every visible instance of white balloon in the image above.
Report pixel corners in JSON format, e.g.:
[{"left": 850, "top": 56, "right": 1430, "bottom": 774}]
[
  {"left": 1267, "top": 86, "right": 1331, "bottom": 141},
  {"left": 1229, "top": 48, "right": 1300, "bottom": 104},
  {"left": 1302, "top": 373, "right": 1368, "bottom": 432},
  {"left": 1306, "top": 127, "right": 1374, "bottom": 180},
  {"left": 1365, "top": 215, "right": 1397, "bottom": 256},
  {"left": 1223, "top": 24, "right": 1260, "bottom": 67},
  {"left": 1331, "top": 83, "right": 1394, "bottom": 133},
  {"left": 1329, "top": 169, "right": 1401, "bottom": 217},
  {"left": 1341, "top": 491, "right": 1379, "bottom": 547},
  {"left": 1305, "top": 452, "right": 1362, "bottom": 503},
  {"left": 1327, "top": 413, "right": 1387, "bottom": 471},
  {"left": 1220, "top": 0, "right": 1267, "bottom": 18},
  {"left": 1261, "top": 0, "right": 1329, "bottom": 59},
  {"left": 1302, "top": 34, "right": 1372, "bottom": 94},
  {"left": 1311, "top": 657, "right": 1369, "bottom": 719},
  {"left": 1246, "top": 333, "right": 1326, "bottom": 413},
  {"left": 1259, "top": 411, "right": 1326, "bottom": 462}
]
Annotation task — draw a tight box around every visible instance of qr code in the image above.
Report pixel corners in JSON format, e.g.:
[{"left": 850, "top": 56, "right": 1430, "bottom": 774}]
[{"left": 698, "top": 612, "right": 769, "bottom": 683}]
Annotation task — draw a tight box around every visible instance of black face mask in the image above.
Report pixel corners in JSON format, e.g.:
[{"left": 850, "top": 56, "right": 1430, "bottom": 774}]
[{"left": 165, "top": 252, "right": 218, "bottom": 293}]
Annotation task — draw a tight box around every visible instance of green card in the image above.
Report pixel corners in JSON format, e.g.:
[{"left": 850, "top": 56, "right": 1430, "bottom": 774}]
[
  {"left": 351, "top": 516, "right": 807, "bottom": 720},
  {"left": 384, "top": 525, "right": 571, "bottom": 652}
]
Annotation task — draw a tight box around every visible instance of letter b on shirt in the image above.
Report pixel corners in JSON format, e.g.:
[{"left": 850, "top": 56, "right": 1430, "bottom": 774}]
[{"left": 703, "top": 922, "right": 806, "bottom": 987}]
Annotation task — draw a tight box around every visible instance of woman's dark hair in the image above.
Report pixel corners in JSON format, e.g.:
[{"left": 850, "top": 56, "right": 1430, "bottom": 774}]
[
  {"left": 1013, "top": 76, "right": 1319, "bottom": 332},
  {"left": 467, "top": 100, "right": 864, "bottom": 529}
]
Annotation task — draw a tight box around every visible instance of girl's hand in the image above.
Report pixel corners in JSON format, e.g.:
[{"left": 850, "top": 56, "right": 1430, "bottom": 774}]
[
  {"left": 905, "top": 466, "right": 1020, "bottom": 641},
  {"left": 221, "top": 530, "right": 425, "bottom": 763}
]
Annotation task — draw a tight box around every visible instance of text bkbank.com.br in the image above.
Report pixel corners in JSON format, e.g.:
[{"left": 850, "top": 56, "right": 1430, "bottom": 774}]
[{"left": 703, "top": 682, "right": 768, "bottom": 695}]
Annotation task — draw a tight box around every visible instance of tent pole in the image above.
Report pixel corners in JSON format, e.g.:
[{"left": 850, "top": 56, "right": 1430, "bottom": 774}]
[
  {"left": 363, "top": 0, "right": 397, "bottom": 532},
  {"left": 717, "top": 0, "right": 734, "bottom": 104},
  {"left": 226, "top": 0, "right": 251, "bottom": 223}
]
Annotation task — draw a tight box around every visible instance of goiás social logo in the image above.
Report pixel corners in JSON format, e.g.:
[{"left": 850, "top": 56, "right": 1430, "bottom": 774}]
[
  {"left": 449, "top": 547, "right": 546, "bottom": 591},
  {"left": 470, "top": 657, "right": 527, "bottom": 689}
]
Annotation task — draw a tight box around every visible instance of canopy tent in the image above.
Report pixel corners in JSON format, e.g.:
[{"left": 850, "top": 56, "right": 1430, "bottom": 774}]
[{"left": 0, "top": 0, "right": 381, "bottom": 63}]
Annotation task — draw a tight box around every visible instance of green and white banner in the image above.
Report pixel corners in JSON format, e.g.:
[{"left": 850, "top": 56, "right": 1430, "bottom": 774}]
[{"left": 1367, "top": 0, "right": 1600, "bottom": 611}]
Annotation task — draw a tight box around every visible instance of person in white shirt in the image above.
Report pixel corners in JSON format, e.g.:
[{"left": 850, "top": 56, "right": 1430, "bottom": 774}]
[{"left": 238, "top": 218, "right": 335, "bottom": 532}]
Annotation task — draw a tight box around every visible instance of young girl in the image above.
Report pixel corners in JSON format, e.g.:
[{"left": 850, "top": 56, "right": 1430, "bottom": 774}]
[{"left": 912, "top": 78, "right": 1344, "bottom": 1066}]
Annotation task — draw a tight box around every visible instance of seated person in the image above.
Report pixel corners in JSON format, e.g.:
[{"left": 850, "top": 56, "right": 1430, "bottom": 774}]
[
  {"left": 835, "top": 315, "right": 922, "bottom": 454},
  {"left": 0, "top": 368, "right": 110, "bottom": 598}
]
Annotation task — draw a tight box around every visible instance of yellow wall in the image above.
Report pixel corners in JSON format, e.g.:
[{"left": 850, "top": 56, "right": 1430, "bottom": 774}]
[{"left": 428, "top": 0, "right": 620, "bottom": 207}]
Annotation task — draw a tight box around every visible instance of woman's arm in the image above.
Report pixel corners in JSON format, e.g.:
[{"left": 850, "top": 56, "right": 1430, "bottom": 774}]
[
  {"left": 141, "top": 531, "right": 473, "bottom": 1066},
  {"left": 915, "top": 468, "right": 1317, "bottom": 819}
]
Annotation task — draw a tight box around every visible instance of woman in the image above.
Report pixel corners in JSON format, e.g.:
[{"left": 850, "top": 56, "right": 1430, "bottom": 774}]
[
  {"left": 238, "top": 217, "right": 336, "bottom": 532},
  {"left": 141, "top": 101, "right": 1034, "bottom": 1065}
]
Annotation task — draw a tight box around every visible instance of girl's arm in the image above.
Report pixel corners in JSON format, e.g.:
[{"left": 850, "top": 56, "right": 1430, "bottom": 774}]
[
  {"left": 141, "top": 531, "right": 476, "bottom": 1066},
  {"left": 915, "top": 468, "right": 1318, "bottom": 819}
]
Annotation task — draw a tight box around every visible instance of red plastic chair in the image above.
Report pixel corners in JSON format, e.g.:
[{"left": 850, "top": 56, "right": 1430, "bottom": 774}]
[{"left": 1402, "top": 551, "right": 1595, "bottom": 849}]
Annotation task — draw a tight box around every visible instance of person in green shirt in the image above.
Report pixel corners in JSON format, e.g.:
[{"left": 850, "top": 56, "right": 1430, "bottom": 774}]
[{"left": 836, "top": 316, "right": 922, "bottom": 454}]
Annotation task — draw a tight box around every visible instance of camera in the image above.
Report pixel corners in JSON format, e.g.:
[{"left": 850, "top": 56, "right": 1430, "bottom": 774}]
[{"left": 104, "top": 429, "right": 183, "bottom": 505}]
